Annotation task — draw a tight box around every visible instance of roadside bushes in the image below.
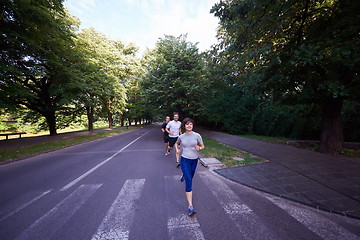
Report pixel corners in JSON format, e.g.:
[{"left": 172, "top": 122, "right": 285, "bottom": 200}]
[
  {"left": 202, "top": 97, "right": 359, "bottom": 142},
  {"left": 201, "top": 84, "right": 359, "bottom": 142},
  {"left": 250, "top": 104, "right": 321, "bottom": 140},
  {"left": 201, "top": 87, "right": 322, "bottom": 140},
  {"left": 203, "top": 87, "right": 259, "bottom": 134}
]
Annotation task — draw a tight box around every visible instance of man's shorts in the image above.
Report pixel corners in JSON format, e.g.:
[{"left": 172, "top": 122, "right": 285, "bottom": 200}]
[
  {"left": 164, "top": 135, "right": 169, "bottom": 143},
  {"left": 168, "top": 137, "right": 178, "bottom": 147}
]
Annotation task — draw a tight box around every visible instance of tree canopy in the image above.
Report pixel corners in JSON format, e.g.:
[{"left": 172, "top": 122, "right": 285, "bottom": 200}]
[
  {"left": 141, "top": 35, "right": 207, "bottom": 120},
  {"left": 210, "top": 0, "right": 360, "bottom": 153},
  {"left": 0, "top": 1, "right": 141, "bottom": 134},
  {"left": 0, "top": 0, "right": 79, "bottom": 135},
  {"left": 73, "top": 28, "right": 138, "bottom": 129}
]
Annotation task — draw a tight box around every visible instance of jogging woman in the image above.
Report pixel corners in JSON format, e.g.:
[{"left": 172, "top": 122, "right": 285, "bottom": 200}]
[{"left": 175, "top": 118, "right": 205, "bottom": 216}]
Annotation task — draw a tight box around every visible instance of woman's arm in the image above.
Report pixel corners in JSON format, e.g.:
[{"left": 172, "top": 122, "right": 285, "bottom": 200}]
[{"left": 195, "top": 141, "right": 205, "bottom": 151}]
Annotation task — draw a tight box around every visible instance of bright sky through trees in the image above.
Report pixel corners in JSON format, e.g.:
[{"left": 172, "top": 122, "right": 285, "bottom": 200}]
[{"left": 64, "top": 0, "right": 219, "bottom": 54}]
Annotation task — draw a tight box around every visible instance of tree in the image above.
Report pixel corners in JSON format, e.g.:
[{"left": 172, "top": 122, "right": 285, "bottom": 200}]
[
  {"left": 211, "top": 0, "right": 360, "bottom": 153},
  {"left": 141, "top": 35, "right": 207, "bottom": 120},
  {"left": 0, "top": 0, "right": 79, "bottom": 135},
  {"left": 126, "top": 78, "right": 144, "bottom": 126},
  {"left": 73, "top": 28, "right": 137, "bottom": 129}
]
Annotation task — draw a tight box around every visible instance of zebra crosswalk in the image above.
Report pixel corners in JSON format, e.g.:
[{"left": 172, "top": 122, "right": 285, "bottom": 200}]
[
  {"left": 92, "top": 179, "right": 145, "bottom": 240},
  {"left": 199, "top": 171, "right": 279, "bottom": 240},
  {"left": 0, "top": 171, "right": 359, "bottom": 240}
]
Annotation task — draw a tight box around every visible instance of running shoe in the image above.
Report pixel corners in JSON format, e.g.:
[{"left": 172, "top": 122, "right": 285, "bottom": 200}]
[
  {"left": 188, "top": 206, "right": 196, "bottom": 216},
  {"left": 180, "top": 175, "right": 184, "bottom": 182},
  {"left": 165, "top": 152, "right": 169, "bottom": 156},
  {"left": 176, "top": 162, "right": 180, "bottom": 168}
]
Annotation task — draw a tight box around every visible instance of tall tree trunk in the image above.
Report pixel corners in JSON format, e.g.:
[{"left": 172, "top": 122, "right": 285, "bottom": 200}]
[
  {"left": 44, "top": 111, "right": 57, "bottom": 136},
  {"left": 108, "top": 111, "right": 113, "bottom": 128},
  {"left": 86, "top": 106, "right": 94, "bottom": 131},
  {"left": 318, "top": 97, "right": 344, "bottom": 154}
]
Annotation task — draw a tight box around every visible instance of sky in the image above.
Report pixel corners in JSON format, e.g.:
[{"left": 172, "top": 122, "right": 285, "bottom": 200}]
[{"left": 64, "top": 0, "right": 220, "bottom": 55}]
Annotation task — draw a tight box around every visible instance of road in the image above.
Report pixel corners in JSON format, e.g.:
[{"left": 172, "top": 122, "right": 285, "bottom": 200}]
[{"left": 0, "top": 124, "right": 359, "bottom": 240}]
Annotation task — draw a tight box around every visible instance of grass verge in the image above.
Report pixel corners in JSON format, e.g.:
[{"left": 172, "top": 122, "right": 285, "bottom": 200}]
[
  {"left": 0, "top": 127, "right": 136, "bottom": 163},
  {"left": 239, "top": 134, "right": 360, "bottom": 158},
  {"left": 202, "top": 136, "right": 268, "bottom": 167},
  {"left": 0, "top": 125, "right": 111, "bottom": 140},
  {"left": 238, "top": 135, "right": 291, "bottom": 145},
  {"left": 340, "top": 148, "right": 360, "bottom": 158}
]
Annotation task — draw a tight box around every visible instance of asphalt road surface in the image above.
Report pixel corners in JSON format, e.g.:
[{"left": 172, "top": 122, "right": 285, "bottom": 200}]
[{"left": 0, "top": 124, "right": 359, "bottom": 240}]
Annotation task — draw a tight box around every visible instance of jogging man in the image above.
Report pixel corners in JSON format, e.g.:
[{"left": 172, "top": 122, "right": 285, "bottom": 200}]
[
  {"left": 161, "top": 116, "right": 171, "bottom": 155},
  {"left": 166, "top": 112, "right": 182, "bottom": 167}
]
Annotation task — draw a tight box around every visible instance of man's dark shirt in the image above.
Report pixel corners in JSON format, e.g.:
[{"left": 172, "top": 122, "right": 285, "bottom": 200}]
[{"left": 162, "top": 122, "right": 169, "bottom": 137}]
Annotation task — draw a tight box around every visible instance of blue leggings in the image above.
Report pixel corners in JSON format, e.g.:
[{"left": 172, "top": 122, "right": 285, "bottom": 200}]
[{"left": 180, "top": 156, "right": 198, "bottom": 192}]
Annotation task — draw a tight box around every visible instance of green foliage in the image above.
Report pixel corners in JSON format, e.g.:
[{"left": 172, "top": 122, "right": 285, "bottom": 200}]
[
  {"left": 141, "top": 35, "right": 207, "bottom": 119},
  {"left": 202, "top": 43, "right": 322, "bottom": 140},
  {"left": 126, "top": 78, "right": 144, "bottom": 124},
  {"left": 0, "top": 111, "right": 42, "bottom": 133},
  {"left": 209, "top": 0, "right": 360, "bottom": 150},
  {"left": 73, "top": 28, "right": 137, "bottom": 128},
  {"left": 211, "top": 0, "right": 360, "bottom": 102},
  {"left": 203, "top": 86, "right": 260, "bottom": 134},
  {"left": 251, "top": 104, "right": 321, "bottom": 140},
  {"left": 0, "top": 0, "right": 80, "bottom": 135},
  {"left": 1, "top": 1, "right": 141, "bottom": 134}
]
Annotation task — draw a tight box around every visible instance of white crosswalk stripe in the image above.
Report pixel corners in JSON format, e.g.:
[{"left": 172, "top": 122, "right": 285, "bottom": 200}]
[
  {"left": 0, "top": 190, "right": 52, "bottom": 223},
  {"left": 168, "top": 213, "right": 206, "bottom": 240},
  {"left": 91, "top": 179, "right": 146, "bottom": 240},
  {"left": 266, "top": 195, "right": 360, "bottom": 240},
  {"left": 198, "top": 171, "right": 279, "bottom": 240},
  {"left": 15, "top": 184, "right": 101, "bottom": 240},
  {"left": 165, "top": 175, "right": 205, "bottom": 240}
]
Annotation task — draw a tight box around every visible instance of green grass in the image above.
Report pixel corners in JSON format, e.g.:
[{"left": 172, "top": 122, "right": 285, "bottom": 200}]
[
  {"left": 0, "top": 124, "right": 110, "bottom": 140},
  {"left": 202, "top": 136, "right": 268, "bottom": 167},
  {"left": 0, "top": 127, "right": 136, "bottom": 163},
  {"left": 239, "top": 134, "right": 360, "bottom": 158},
  {"left": 238, "top": 135, "right": 292, "bottom": 145},
  {"left": 340, "top": 148, "right": 360, "bottom": 158}
]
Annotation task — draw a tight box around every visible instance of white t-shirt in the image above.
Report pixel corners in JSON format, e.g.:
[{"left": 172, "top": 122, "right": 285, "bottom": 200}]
[{"left": 166, "top": 120, "right": 181, "bottom": 138}]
